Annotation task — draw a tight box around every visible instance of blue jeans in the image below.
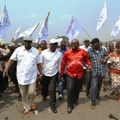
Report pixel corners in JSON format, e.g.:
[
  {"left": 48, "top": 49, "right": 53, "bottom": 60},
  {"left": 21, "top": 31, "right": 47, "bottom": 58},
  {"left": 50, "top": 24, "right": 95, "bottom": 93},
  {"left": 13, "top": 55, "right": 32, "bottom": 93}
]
[
  {"left": 90, "top": 74, "right": 104, "bottom": 104},
  {"left": 66, "top": 75, "right": 82, "bottom": 108},
  {"left": 85, "top": 71, "right": 91, "bottom": 96}
]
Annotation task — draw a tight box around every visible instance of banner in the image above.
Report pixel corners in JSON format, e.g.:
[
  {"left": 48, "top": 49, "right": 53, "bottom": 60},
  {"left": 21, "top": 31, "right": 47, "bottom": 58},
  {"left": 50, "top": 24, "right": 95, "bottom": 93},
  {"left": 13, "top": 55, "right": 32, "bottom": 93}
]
[
  {"left": 18, "top": 23, "right": 39, "bottom": 38},
  {"left": 14, "top": 26, "right": 21, "bottom": 40},
  {"left": 0, "top": 4, "right": 10, "bottom": 40},
  {"left": 35, "top": 12, "right": 50, "bottom": 44},
  {"left": 65, "top": 16, "right": 80, "bottom": 42},
  {"left": 111, "top": 17, "right": 120, "bottom": 37},
  {"left": 96, "top": 1, "right": 107, "bottom": 31}
]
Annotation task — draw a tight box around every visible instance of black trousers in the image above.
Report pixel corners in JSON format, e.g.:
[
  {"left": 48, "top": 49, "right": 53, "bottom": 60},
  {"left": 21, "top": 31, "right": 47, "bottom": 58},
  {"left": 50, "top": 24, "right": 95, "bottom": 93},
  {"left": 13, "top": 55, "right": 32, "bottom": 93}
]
[
  {"left": 8, "top": 63, "right": 18, "bottom": 90},
  {"left": 66, "top": 75, "right": 83, "bottom": 108},
  {"left": 41, "top": 73, "right": 58, "bottom": 107},
  {"left": 0, "top": 71, "right": 5, "bottom": 92}
]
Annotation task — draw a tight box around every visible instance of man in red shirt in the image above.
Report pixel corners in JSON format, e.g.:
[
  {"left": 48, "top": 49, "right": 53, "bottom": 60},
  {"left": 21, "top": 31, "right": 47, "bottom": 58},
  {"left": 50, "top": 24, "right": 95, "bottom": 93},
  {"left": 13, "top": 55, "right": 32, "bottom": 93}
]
[{"left": 60, "top": 39, "right": 91, "bottom": 113}]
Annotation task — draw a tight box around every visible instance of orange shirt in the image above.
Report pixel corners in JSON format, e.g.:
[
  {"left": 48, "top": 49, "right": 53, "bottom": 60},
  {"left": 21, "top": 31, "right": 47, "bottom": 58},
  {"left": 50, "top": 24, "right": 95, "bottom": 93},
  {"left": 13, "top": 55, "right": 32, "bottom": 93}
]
[
  {"left": 61, "top": 48, "right": 91, "bottom": 80},
  {"left": 38, "top": 48, "right": 42, "bottom": 54}
]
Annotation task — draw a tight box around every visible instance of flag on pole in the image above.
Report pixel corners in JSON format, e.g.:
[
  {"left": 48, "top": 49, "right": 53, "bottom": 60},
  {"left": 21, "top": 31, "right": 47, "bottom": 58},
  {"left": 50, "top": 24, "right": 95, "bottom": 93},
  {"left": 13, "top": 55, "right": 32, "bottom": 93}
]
[
  {"left": 35, "top": 12, "right": 50, "bottom": 44},
  {"left": 18, "top": 23, "right": 40, "bottom": 38},
  {"left": 96, "top": 1, "right": 107, "bottom": 31},
  {"left": 65, "top": 16, "right": 80, "bottom": 42},
  {"left": 0, "top": 3, "right": 10, "bottom": 40},
  {"left": 111, "top": 17, "right": 120, "bottom": 37},
  {"left": 14, "top": 26, "right": 21, "bottom": 40}
]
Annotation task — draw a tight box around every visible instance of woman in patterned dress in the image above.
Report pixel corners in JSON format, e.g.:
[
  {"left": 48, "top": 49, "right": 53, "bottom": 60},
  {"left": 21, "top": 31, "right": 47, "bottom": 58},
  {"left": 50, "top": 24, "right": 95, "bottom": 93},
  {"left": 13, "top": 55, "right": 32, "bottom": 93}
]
[{"left": 107, "top": 41, "right": 120, "bottom": 102}]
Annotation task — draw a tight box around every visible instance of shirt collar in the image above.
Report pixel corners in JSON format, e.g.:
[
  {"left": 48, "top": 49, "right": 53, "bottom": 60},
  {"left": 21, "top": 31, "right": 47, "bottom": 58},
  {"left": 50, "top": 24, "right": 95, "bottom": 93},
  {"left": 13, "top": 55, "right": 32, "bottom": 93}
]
[
  {"left": 48, "top": 48, "right": 57, "bottom": 53},
  {"left": 92, "top": 47, "right": 102, "bottom": 53},
  {"left": 23, "top": 46, "right": 32, "bottom": 52}
]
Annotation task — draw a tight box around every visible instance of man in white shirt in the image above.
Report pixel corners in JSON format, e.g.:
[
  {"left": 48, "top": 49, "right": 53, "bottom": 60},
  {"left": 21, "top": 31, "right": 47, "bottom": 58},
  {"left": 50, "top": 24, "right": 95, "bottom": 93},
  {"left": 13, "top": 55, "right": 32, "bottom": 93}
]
[
  {"left": 80, "top": 39, "right": 91, "bottom": 97},
  {"left": 3, "top": 37, "right": 42, "bottom": 114},
  {"left": 41, "top": 38, "right": 61, "bottom": 113},
  {"left": 80, "top": 39, "right": 91, "bottom": 51}
]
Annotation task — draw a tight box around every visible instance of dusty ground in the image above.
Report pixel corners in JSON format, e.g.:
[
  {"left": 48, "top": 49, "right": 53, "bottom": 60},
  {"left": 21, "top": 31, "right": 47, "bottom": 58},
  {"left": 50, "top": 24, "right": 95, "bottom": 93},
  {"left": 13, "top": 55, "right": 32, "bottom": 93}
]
[{"left": 0, "top": 86, "right": 120, "bottom": 120}]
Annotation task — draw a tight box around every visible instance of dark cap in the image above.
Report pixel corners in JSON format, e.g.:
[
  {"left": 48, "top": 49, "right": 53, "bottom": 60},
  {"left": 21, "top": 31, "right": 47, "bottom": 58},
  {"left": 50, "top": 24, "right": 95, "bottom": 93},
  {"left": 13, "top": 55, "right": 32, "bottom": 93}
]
[
  {"left": 91, "top": 38, "right": 99, "bottom": 44},
  {"left": 83, "top": 39, "right": 90, "bottom": 42}
]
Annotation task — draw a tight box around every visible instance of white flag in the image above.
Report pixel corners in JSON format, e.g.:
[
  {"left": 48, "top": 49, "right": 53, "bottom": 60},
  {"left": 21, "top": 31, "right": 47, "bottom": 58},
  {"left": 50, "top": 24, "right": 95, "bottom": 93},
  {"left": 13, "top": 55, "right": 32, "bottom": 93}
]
[
  {"left": 18, "top": 23, "right": 39, "bottom": 38},
  {"left": 65, "top": 16, "right": 80, "bottom": 42},
  {"left": 111, "top": 17, "right": 120, "bottom": 37},
  {"left": 96, "top": 1, "right": 107, "bottom": 31},
  {"left": 0, "top": 4, "right": 10, "bottom": 40},
  {"left": 14, "top": 26, "right": 21, "bottom": 40},
  {"left": 35, "top": 23, "right": 48, "bottom": 43},
  {"left": 35, "top": 12, "right": 50, "bottom": 44}
]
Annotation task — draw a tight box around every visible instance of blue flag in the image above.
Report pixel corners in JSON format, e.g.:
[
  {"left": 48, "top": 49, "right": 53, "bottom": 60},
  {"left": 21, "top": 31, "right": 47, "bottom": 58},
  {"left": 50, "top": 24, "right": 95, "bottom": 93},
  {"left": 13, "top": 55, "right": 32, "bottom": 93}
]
[
  {"left": 66, "top": 16, "right": 80, "bottom": 42},
  {"left": 35, "top": 12, "right": 50, "bottom": 44},
  {"left": 0, "top": 4, "right": 10, "bottom": 40}
]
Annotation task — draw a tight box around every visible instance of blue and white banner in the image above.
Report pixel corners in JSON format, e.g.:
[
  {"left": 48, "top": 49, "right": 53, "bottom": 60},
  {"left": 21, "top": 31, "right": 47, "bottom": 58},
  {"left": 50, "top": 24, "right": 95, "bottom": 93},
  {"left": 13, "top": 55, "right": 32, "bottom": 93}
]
[
  {"left": 18, "top": 23, "right": 39, "bottom": 38},
  {"left": 96, "top": 1, "right": 107, "bottom": 31},
  {"left": 35, "top": 23, "right": 48, "bottom": 43},
  {"left": 0, "top": 4, "right": 10, "bottom": 40},
  {"left": 14, "top": 26, "right": 21, "bottom": 40},
  {"left": 65, "top": 16, "right": 80, "bottom": 42},
  {"left": 35, "top": 12, "right": 50, "bottom": 44},
  {"left": 111, "top": 17, "right": 120, "bottom": 37}
]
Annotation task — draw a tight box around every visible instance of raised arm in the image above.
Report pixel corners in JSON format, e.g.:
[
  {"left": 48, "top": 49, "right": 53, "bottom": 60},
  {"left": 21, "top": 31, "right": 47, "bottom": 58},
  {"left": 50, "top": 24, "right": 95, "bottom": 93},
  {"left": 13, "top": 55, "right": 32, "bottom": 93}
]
[{"left": 3, "top": 59, "right": 15, "bottom": 77}]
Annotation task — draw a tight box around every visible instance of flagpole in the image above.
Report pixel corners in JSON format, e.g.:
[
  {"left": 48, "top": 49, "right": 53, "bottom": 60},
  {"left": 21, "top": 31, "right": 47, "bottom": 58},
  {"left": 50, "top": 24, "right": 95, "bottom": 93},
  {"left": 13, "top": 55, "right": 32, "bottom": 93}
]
[
  {"left": 105, "top": 17, "right": 109, "bottom": 42},
  {"left": 44, "top": 12, "right": 50, "bottom": 25},
  {"left": 79, "top": 24, "right": 92, "bottom": 40},
  {"left": 30, "top": 23, "right": 40, "bottom": 36},
  {"left": 106, "top": 0, "right": 108, "bottom": 42},
  {"left": 105, "top": 0, "right": 111, "bottom": 44}
]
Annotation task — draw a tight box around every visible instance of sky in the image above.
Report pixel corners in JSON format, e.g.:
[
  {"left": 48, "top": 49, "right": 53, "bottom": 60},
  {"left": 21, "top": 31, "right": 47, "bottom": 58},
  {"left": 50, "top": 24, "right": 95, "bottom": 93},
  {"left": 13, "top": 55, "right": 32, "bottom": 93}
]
[{"left": 0, "top": 0, "right": 120, "bottom": 42}]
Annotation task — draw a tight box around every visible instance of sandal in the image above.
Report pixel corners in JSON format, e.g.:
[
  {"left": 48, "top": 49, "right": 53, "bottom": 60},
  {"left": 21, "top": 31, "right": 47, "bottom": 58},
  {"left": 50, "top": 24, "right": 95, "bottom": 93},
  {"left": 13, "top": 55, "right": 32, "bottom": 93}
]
[
  {"left": 23, "top": 109, "right": 32, "bottom": 115},
  {"left": 31, "top": 104, "right": 38, "bottom": 111}
]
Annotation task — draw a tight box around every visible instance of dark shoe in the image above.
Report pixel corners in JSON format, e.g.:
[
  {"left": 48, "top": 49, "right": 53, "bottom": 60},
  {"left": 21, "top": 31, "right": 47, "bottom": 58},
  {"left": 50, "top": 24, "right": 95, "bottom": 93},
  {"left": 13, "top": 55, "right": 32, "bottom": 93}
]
[
  {"left": 67, "top": 107, "right": 72, "bottom": 113},
  {"left": 51, "top": 106, "right": 57, "bottom": 113},
  {"left": 58, "top": 94, "right": 63, "bottom": 101},
  {"left": 90, "top": 103, "right": 96, "bottom": 110},
  {"left": 41, "top": 97, "right": 46, "bottom": 102},
  {"left": 103, "top": 87, "right": 107, "bottom": 92},
  {"left": 14, "top": 87, "right": 19, "bottom": 93},
  {"left": 86, "top": 94, "right": 90, "bottom": 98},
  {"left": 18, "top": 93, "right": 22, "bottom": 101}
]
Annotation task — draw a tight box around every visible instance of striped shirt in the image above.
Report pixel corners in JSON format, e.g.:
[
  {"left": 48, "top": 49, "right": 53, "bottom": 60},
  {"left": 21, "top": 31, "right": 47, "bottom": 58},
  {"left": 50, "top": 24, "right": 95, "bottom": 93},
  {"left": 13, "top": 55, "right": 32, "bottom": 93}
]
[{"left": 88, "top": 47, "right": 108, "bottom": 76}]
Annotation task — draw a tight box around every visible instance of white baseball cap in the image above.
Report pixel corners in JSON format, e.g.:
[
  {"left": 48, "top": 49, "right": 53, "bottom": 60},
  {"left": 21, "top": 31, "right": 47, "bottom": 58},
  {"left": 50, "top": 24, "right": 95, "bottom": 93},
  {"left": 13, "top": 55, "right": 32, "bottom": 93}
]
[
  {"left": 49, "top": 38, "right": 58, "bottom": 44},
  {"left": 23, "top": 36, "right": 33, "bottom": 41}
]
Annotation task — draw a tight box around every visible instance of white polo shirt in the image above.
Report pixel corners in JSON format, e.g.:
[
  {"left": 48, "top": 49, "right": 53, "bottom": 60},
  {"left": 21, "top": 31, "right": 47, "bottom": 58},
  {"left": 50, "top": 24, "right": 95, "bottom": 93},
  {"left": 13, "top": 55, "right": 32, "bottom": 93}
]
[
  {"left": 80, "top": 45, "right": 91, "bottom": 52},
  {"left": 10, "top": 46, "right": 42, "bottom": 85},
  {"left": 41, "top": 49, "right": 61, "bottom": 77}
]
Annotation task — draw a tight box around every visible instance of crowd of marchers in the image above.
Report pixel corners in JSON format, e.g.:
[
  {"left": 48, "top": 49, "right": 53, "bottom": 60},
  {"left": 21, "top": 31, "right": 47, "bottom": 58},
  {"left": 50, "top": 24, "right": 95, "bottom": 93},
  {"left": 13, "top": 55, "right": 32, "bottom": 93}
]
[{"left": 0, "top": 37, "right": 120, "bottom": 114}]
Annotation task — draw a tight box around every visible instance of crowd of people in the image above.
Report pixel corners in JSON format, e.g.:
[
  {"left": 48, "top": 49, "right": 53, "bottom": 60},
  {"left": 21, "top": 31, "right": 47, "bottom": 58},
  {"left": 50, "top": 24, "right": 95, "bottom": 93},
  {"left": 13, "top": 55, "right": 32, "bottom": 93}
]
[{"left": 0, "top": 37, "right": 120, "bottom": 115}]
